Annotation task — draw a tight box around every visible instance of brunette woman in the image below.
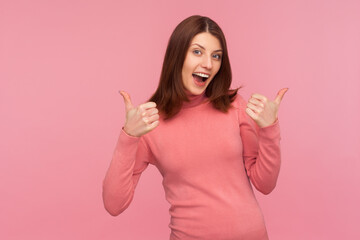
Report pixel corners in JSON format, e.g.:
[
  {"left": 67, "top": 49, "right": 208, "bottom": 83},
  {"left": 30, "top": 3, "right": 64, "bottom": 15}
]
[{"left": 103, "top": 15, "right": 288, "bottom": 240}]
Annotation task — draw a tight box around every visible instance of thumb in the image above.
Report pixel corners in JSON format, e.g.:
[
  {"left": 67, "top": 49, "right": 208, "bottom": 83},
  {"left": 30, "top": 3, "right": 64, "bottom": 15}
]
[
  {"left": 119, "top": 90, "right": 134, "bottom": 112},
  {"left": 274, "top": 88, "right": 289, "bottom": 105}
]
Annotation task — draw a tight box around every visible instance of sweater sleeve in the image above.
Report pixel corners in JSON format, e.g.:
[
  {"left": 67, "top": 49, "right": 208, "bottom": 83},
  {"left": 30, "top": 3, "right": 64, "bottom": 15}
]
[
  {"left": 236, "top": 95, "right": 281, "bottom": 195},
  {"left": 102, "top": 128, "right": 154, "bottom": 216}
]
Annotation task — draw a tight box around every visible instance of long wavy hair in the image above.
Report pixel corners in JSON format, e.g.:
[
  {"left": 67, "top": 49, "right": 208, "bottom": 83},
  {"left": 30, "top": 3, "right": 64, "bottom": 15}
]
[{"left": 149, "top": 15, "right": 241, "bottom": 120}]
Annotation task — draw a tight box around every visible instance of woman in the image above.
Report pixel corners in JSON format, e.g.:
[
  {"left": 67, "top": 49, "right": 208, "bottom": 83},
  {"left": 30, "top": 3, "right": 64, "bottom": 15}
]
[{"left": 103, "top": 15, "right": 288, "bottom": 240}]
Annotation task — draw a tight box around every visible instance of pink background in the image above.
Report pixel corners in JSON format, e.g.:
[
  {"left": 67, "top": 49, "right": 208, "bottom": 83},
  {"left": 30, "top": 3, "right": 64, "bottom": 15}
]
[{"left": 1, "top": 0, "right": 359, "bottom": 239}]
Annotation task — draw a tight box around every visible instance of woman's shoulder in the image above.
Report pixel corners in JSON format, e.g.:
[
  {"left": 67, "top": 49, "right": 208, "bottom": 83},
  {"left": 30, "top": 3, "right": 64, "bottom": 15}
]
[{"left": 231, "top": 93, "right": 247, "bottom": 110}]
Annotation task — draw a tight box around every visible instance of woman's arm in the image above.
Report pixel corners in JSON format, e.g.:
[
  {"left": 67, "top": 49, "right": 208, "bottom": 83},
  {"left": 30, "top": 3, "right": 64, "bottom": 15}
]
[
  {"left": 102, "top": 129, "right": 154, "bottom": 216},
  {"left": 237, "top": 95, "right": 282, "bottom": 195},
  {"left": 102, "top": 91, "right": 159, "bottom": 216}
]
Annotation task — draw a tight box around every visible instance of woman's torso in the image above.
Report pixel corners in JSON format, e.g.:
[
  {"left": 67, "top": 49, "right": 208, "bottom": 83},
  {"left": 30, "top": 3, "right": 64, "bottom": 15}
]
[{"left": 142, "top": 96, "right": 269, "bottom": 240}]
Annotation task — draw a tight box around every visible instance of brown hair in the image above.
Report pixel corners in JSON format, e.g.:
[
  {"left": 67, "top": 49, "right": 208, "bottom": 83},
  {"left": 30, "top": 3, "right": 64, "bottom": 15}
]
[{"left": 149, "top": 15, "right": 241, "bottom": 120}]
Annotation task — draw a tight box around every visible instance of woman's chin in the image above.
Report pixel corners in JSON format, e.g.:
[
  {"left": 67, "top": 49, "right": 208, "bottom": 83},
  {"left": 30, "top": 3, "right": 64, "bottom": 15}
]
[{"left": 185, "top": 87, "right": 205, "bottom": 95}]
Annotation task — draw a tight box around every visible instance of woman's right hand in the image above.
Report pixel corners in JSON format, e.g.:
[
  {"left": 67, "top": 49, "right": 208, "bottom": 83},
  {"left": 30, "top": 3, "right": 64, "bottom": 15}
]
[{"left": 119, "top": 91, "right": 160, "bottom": 137}]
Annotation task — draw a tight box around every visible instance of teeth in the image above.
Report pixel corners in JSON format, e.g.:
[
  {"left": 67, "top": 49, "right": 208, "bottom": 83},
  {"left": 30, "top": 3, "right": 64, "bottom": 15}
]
[{"left": 193, "top": 72, "right": 210, "bottom": 78}]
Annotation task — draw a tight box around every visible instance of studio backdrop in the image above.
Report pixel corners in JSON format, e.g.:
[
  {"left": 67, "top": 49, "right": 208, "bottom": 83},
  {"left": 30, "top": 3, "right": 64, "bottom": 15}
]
[{"left": 1, "top": 0, "right": 359, "bottom": 239}]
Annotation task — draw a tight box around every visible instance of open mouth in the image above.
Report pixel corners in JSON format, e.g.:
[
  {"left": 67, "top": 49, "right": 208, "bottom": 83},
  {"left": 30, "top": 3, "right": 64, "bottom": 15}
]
[{"left": 192, "top": 72, "right": 210, "bottom": 82}]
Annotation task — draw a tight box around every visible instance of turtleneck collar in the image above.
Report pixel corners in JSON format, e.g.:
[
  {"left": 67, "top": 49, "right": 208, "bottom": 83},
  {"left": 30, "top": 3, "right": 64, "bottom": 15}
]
[{"left": 182, "top": 89, "right": 208, "bottom": 109}]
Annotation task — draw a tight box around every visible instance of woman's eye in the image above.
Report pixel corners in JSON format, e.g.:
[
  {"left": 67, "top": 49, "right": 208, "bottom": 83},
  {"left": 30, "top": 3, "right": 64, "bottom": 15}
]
[
  {"left": 213, "top": 54, "right": 222, "bottom": 60},
  {"left": 193, "top": 49, "right": 201, "bottom": 55}
]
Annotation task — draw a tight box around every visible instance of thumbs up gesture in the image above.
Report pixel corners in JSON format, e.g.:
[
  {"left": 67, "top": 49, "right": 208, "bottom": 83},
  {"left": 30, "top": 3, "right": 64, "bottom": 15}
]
[
  {"left": 119, "top": 91, "right": 160, "bottom": 137},
  {"left": 245, "top": 88, "right": 288, "bottom": 128}
]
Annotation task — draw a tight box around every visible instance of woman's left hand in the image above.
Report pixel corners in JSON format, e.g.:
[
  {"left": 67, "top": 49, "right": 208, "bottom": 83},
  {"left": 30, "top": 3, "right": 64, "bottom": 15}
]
[{"left": 245, "top": 88, "right": 288, "bottom": 128}]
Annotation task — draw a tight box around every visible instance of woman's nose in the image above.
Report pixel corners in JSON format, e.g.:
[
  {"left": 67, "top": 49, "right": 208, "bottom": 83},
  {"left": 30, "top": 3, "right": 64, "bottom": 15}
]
[{"left": 201, "top": 55, "right": 213, "bottom": 69}]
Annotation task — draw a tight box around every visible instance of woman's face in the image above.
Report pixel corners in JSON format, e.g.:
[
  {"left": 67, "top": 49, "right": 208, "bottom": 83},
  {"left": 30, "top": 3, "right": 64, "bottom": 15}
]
[{"left": 181, "top": 32, "right": 222, "bottom": 95}]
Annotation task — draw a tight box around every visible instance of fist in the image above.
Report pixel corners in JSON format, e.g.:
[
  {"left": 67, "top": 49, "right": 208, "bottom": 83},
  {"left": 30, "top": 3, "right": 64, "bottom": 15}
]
[
  {"left": 119, "top": 91, "right": 160, "bottom": 137},
  {"left": 245, "top": 88, "right": 288, "bottom": 128}
]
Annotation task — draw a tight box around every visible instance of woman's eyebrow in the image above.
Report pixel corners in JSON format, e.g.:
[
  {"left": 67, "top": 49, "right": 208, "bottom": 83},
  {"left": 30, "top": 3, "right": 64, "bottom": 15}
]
[{"left": 191, "top": 43, "right": 222, "bottom": 52}]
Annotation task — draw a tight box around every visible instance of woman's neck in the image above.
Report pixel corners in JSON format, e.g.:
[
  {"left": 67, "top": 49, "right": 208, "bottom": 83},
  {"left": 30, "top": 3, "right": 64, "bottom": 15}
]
[{"left": 182, "top": 89, "right": 208, "bottom": 108}]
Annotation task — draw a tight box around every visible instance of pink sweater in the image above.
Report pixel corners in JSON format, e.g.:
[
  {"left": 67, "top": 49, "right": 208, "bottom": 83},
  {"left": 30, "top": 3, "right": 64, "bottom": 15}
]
[{"left": 103, "top": 92, "right": 281, "bottom": 240}]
